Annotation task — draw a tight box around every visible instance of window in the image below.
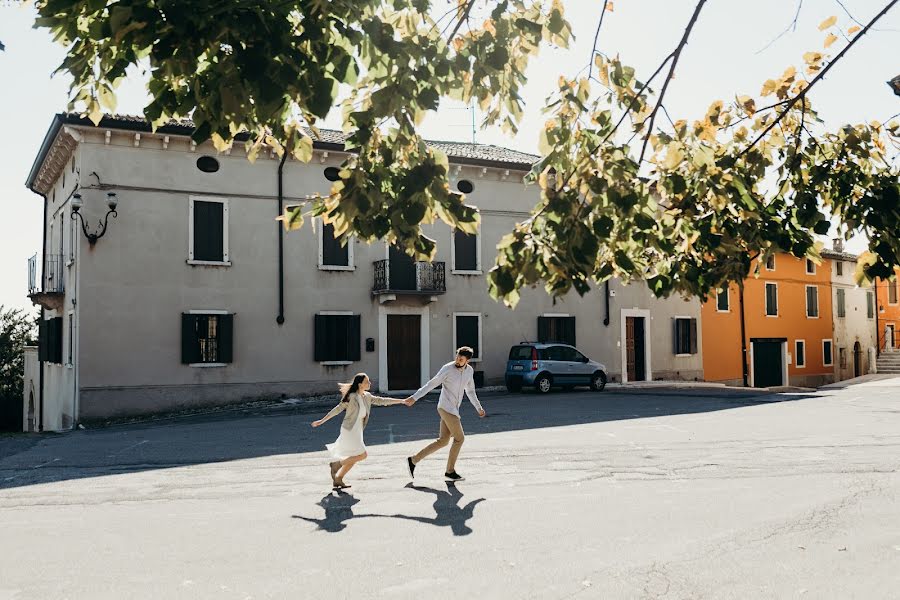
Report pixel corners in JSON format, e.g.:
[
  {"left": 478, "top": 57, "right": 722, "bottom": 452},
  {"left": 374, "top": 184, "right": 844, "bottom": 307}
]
[
  {"left": 795, "top": 340, "right": 806, "bottom": 368},
  {"left": 189, "top": 196, "right": 229, "bottom": 264},
  {"left": 765, "top": 283, "right": 778, "bottom": 316},
  {"left": 453, "top": 313, "right": 481, "bottom": 361},
  {"left": 537, "top": 315, "right": 576, "bottom": 347},
  {"left": 38, "top": 317, "right": 64, "bottom": 365},
  {"left": 836, "top": 288, "right": 846, "bottom": 318},
  {"left": 890, "top": 280, "right": 899, "bottom": 305},
  {"left": 823, "top": 339, "right": 833, "bottom": 366},
  {"left": 806, "top": 259, "right": 816, "bottom": 275},
  {"left": 867, "top": 291, "right": 875, "bottom": 319},
  {"left": 451, "top": 227, "right": 480, "bottom": 273},
  {"left": 716, "top": 288, "right": 729, "bottom": 312},
  {"left": 839, "top": 347, "right": 847, "bottom": 369},
  {"left": 314, "top": 313, "right": 360, "bottom": 363},
  {"left": 806, "top": 286, "right": 819, "bottom": 318},
  {"left": 319, "top": 221, "right": 353, "bottom": 270},
  {"left": 836, "top": 261, "right": 843, "bottom": 276},
  {"left": 181, "top": 313, "right": 234, "bottom": 365},
  {"left": 673, "top": 317, "right": 698, "bottom": 355},
  {"left": 547, "top": 345, "right": 579, "bottom": 362},
  {"left": 765, "top": 255, "right": 776, "bottom": 271}
]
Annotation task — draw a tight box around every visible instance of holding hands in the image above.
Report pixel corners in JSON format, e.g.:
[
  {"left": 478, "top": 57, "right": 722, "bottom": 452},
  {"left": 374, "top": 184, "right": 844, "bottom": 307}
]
[
  {"left": 311, "top": 419, "right": 324, "bottom": 428},
  {"left": 403, "top": 396, "right": 415, "bottom": 407}
]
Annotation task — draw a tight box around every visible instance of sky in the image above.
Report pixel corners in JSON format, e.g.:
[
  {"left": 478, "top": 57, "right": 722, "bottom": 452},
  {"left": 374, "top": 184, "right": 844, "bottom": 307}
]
[{"left": 1, "top": 0, "right": 898, "bottom": 313}]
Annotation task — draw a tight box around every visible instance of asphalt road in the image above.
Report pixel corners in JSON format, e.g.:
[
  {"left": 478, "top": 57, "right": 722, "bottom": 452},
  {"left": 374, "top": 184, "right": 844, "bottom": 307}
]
[{"left": 1, "top": 381, "right": 899, "bottom": 599}]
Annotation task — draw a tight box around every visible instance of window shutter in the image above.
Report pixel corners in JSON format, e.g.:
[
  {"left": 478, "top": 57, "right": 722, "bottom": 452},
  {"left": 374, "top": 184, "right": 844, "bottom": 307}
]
[
  {"left": 562, "top": 317, "right": 576, "bottom": 347},
  {"left": 454, "top": 230, "right": 478, "bottom": 271},
  {"left": 456, "top": 316, "right": 480, "bottom": 358},
  {"left": 218, "top": 314, "right": 234, "bottom": 363},
  {"left": 181, "top": 314, "right": 199, "bottom": 364},
  {"left": 314, "top": 314, "right": 327, "bottom": 361},
  {"left": 322, "top": 223, "right": 349, "bottom": 267},
  {"left": 348, "top": 315, "right": 361, "bottom": 361},
  {"left": 50, "top": 317, "right": 63, "bottom": 364},
  {"left": 537, "top": 317, "right": 550, "bottom": 343},
  {"left": 673, "top": 318, "right": 680, "bottom": 354},
  {"left": 38, "top": 319, "right": 48, "bottom": 361},
  {"left": 193, "top": 201, "right": 224, "bottom": 262},
  {"left": 690, "top": 318, "right": 698, "bottom": 354}
]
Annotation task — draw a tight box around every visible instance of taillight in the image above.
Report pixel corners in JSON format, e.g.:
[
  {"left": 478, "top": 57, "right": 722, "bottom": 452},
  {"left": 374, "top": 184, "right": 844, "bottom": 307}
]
[{"left": 531, "top": 347, "right": 538, "bottom": 371}]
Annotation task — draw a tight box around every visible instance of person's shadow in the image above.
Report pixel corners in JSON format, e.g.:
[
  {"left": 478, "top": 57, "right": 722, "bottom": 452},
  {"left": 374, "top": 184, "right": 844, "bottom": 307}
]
[
  {"left": 388, "top": 482, "right": 485, "bottom": 536},
  {"left": 293, "top": 489, "right": 369, "bottom": 532}
]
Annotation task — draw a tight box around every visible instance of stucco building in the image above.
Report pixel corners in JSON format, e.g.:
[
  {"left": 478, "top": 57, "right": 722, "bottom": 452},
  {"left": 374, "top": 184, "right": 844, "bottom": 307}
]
[
  {"left": 824, "top": 241, "right": 877, "bottom": 380},
  {"left": 23, "top": 113, "right": 704, "bottom": 430}
]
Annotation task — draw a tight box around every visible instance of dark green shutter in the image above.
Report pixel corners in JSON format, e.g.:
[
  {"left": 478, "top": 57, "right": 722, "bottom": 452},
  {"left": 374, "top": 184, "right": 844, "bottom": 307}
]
[
  {"left": 322, "top": 223, "right": 349, "bottom": 267},
  {"left": 537, "top": 317, "right": 550, "bottom": 343},
  {"left": 38, "top": 319, "right": 48, "bottom": 361},
  {"left": 181, "top": 314, "right": 199, "bottom": 364},
  {"left": 454, "top": 230, "right": 477, "bottom": 271},
  {"left": 193, "top": 201, "right": 224, "bottom": 262},
  {"left": 690, "top": 318, "right": 698, "bottom": 354},
  {"left": 218, "top": 314, "right": 234, "bottom": 363},
  {"left": 456, "top": 316, "right": 480, "bottom": 358},
  {"left": 348, "top": 315, "right": 361, "bottom": 361},
  {"left": 562, "top": 317, "right": 576, "bottom": 347},
  {"left": 314, "top": 314, "right": 327, "bottom": 361},
  {"left": 48, "top": 317, "right": 63, "bottom": 364}
]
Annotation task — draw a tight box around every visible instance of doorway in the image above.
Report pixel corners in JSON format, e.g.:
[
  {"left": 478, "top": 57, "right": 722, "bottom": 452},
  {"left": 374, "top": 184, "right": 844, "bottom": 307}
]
[
  {"left": 752, "top": 339, "right": 785, "bottom": 388},
  {"left": 853, "top": 341, "right": 862, "bottom": 377},
  {"left": 387, "top": 315, "right": 421, "bottom": 390},
  {"left": 388, "top": 245, "right": 417, "bottom": 291},
  {"left": 625, "top": 316, "right": 647, "bottom": 382}
]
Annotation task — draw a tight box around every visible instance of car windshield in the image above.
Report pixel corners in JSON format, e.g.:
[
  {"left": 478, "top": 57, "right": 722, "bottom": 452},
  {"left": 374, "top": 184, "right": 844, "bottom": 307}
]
[{"left": 509, "top": 346, "right": 533, "bottom": 360}]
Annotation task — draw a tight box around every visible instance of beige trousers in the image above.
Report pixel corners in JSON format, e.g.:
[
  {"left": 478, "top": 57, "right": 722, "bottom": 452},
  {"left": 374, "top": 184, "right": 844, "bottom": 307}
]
[{"left": 413, "top": 408, "right": 465, "bottom": 472}]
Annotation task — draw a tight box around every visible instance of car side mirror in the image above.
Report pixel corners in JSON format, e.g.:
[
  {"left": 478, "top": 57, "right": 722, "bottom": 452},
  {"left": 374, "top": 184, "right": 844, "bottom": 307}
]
[{"left": 582, "top": 357, "right": 589, "bottom": 363}]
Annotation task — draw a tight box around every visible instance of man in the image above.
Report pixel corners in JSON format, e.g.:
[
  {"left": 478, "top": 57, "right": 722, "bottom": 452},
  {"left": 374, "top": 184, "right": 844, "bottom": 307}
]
[{"left": 405, "top": 347, "right": 486, "bottom": 482}]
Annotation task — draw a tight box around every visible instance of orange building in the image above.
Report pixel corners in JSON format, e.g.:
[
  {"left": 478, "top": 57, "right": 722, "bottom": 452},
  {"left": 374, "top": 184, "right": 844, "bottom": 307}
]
[
  {"left": 876, "top": 268, "right": 900, "bottom": 352},
  {"left": 702, "top": 253, "right": 835, "bottom": 388}
]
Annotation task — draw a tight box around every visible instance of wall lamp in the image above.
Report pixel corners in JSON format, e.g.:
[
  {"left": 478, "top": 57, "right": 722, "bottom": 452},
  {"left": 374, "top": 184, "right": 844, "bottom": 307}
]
[{"left": 71, "top": 192, "right": 118, "bottom": 246}]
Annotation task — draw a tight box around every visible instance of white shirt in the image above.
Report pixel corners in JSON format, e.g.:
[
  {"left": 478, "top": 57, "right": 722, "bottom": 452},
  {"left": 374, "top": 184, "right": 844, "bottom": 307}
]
[{"left": 412, "top": 362, "right": 483, "bottom": 417}]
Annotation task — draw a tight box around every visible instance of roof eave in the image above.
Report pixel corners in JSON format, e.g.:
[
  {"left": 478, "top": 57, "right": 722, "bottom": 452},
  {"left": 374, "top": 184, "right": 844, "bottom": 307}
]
[{"left": 25, "top": 113, "right": 64, "bottom": 193}]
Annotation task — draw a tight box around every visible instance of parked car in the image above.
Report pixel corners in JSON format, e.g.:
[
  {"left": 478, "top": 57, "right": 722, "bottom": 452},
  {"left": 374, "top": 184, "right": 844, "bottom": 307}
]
[{"left": 505, "top": 342, "right": 607, "bottom": 393}]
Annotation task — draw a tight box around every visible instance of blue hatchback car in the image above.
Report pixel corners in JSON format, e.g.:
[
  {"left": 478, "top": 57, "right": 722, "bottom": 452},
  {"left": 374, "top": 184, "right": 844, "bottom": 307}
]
[{"left": 505, "top": 342, "right": 608, "bottom": 394}]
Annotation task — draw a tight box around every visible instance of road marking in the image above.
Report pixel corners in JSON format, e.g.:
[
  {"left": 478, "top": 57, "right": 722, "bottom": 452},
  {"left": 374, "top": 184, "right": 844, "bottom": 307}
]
[{"left": 3, "top": 457, "right": 60, "bottom": 482}]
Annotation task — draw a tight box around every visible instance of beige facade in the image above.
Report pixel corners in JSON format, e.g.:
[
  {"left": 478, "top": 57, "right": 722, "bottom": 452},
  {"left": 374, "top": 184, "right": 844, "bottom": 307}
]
[
  {"left": 825, "top": 245, "right": 877, "bottom": 381},
  {"left": 24, "top": 114, "right": 703, "bottom": 427}
]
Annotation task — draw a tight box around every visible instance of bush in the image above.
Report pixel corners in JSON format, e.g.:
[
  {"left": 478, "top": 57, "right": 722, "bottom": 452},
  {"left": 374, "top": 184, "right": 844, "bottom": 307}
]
[{"left": 0, "top": 305, "right": 37, "bottom": 431}]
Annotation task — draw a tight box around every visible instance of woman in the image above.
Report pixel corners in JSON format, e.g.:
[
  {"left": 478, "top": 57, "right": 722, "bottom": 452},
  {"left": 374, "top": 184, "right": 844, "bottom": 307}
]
[{"left": 312, "top": 373, "right": 406, "bottom": 489}]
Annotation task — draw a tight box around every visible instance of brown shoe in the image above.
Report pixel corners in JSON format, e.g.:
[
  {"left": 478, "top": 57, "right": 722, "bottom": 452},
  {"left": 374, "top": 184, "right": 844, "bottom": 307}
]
[
  {"left": 329, "top": 461, "right": 341, "bottom": 485},
  {"left": 333, "top": 479, "right": 351, "bottom": 489}
]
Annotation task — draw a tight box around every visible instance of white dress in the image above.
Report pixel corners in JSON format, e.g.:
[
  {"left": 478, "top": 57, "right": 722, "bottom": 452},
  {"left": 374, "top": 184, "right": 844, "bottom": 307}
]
[{"left": 326, "top": 395, "right": 368, "bottom": 459}]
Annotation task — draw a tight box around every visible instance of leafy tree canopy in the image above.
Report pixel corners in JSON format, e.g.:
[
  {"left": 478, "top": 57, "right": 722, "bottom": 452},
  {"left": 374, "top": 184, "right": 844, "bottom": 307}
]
[{"left": 32, "top": 0, "right": 900, "bottom": 306}]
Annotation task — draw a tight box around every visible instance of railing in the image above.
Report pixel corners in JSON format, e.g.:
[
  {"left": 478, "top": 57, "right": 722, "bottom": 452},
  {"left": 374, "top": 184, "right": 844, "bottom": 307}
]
[
  {"left": 373, "top": 260, "right": 446, "bottom": 294},
  {"left": 27, "top": 254, "right": 65, "bottom": 296}
]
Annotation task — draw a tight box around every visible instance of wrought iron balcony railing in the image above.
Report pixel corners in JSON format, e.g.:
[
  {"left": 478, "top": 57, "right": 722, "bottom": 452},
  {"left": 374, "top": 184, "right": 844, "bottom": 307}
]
[
  {"left": 373, "top": 259, "right": 446, "bottom": 295},
  {"left": 27, "top": 254, "right": 66, "bottom": 310}
]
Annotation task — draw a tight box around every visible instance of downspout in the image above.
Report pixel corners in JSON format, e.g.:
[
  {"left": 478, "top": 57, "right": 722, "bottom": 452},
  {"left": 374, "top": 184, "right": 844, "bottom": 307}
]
[
  {"left": 603, "top": 281, "right": 610, "bottom": 326},
  {"left": 875, "top": 279, "right": 880, "bottom": 358},
  {"left": 38, "top": 192, "right": 48, "bottom": 432},
  {"left": 276, "top": 150, "right": 288, "bottom": 325},
  {"left": 739, "top": 281, "right": 749, "bottom": 387}
]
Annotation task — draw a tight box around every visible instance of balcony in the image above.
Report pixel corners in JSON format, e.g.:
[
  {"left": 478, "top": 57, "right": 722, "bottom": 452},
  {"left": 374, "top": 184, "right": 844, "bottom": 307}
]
[
  {"left": 373, "top": 259, "right": 446, "bottom": 303},
  {"left": 27, "top": 254, "right": 66, "bottom": 311}
]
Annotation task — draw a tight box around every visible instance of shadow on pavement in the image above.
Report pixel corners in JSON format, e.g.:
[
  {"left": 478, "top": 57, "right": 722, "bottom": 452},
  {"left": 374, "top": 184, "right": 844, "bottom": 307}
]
[
  {"left": 293, "top": 482, "right": 483, "bottom": 536},
  {"left": 0, "top": 388, "right": 824, "bottom": 490}
]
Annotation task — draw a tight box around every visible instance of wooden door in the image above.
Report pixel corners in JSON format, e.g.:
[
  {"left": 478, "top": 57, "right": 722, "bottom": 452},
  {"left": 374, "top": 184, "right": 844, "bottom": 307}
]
[
  {"left": 853, "top": 341, "right": 861, "bottom": 377},
  {"left": 387, "top": 315, "right": 421, "bottom": 390},
  {"left": 388, "top": 245, "right": 417, "bottom": 291},
  {"left": 753, "top": 341, "right": 783, "bottom": 387},
  {"left": 625, "top": 317, "right": 646, "bottom": 382}
]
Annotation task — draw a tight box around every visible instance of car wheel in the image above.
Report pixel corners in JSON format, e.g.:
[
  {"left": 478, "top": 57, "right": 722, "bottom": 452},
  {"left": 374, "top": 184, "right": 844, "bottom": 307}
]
[
  {"left": 590, "top": 371, "right": 607, "bottom": 392},
  {"left": 535, "top": 374, "right": 552, "bottom": 394}
]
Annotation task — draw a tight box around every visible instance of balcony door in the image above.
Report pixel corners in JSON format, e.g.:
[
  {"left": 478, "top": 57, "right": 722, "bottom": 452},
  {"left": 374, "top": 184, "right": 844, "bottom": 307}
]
[{"left": 388, "top": 245, "right": 417, "bottom": 291}]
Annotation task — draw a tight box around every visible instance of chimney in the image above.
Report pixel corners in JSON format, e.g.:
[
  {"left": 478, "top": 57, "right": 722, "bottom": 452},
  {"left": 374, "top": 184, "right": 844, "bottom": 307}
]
[{"left": 833, "top": 238, "right": 844, "bottom": 253}]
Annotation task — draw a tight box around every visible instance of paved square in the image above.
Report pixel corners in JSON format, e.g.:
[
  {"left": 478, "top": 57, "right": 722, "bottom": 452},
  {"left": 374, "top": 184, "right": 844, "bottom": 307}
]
[{"left": 2, "top": 379, "right": 899, "bottom": 599}]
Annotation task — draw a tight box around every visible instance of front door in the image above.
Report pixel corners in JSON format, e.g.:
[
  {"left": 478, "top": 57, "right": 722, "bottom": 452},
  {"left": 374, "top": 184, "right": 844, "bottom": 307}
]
[
  {"left": 887, "top": 325, "right": 896, "bottom": 350},
  {"left": 752, "top": 341, "right": 783, "bottom": 388},
  {"left": 853, "top": 341, "right": 862, "bottom": 377},
  {"left": 388, "top": 245, "right": 417, "bottom": 291},
  {"left": 387, "top": 314, "right": 421, "bottom": 390},
  {"left": 625, "top": 317, "right": 646, "bottom": 382}
]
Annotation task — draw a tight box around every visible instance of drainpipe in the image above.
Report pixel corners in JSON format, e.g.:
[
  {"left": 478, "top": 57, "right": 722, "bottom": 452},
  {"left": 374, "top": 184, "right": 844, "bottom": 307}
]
[
  {"left": 38, "top": 192, "right": 48, "bottom": 432},
  {"left": 875, "top": 279, "right": 880, "bottom": 358},
  {"left": 603, "top": 281, "right": 611, "bottom": 326},
  {"left": 276, "top": 150, "right": 288, "bottom": 325},
  {"left": 739, "top": 281, "right": 749, "bottom": 387}
]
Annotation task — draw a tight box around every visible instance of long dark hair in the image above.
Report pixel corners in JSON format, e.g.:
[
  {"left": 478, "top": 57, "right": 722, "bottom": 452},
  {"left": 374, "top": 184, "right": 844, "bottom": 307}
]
[{"left": 339, "top": 373, "right": 368, "bottom": 403}]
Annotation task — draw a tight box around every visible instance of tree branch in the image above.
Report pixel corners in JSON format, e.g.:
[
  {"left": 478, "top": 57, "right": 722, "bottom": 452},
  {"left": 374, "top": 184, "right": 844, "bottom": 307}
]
[
  {"left": 638, "top": 0, "right": 708, "bottom": 165},
  {"left": 738, "top": 0, "right": 900, "bottom": 160},
  {"left": 447, "top": 0, "right": 477, "bottom": 41},
  {"left": 756, "top": 0, "right": 803, "bottom": 54},
  {"left": 587, "top": 0, "right": 611, "bottom": 81}
]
